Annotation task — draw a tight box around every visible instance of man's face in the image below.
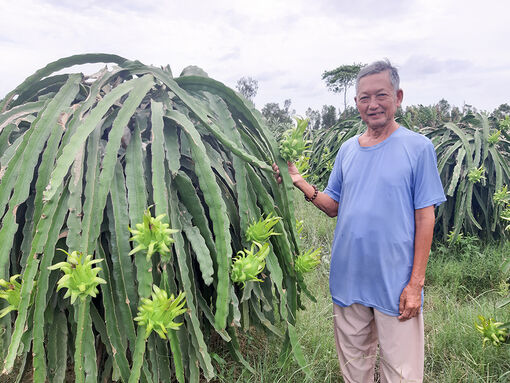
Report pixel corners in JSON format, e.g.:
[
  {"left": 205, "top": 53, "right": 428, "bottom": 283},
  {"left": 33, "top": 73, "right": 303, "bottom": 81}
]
[{"left": 355, "top": 71, "right": 403, "bottom": 130}]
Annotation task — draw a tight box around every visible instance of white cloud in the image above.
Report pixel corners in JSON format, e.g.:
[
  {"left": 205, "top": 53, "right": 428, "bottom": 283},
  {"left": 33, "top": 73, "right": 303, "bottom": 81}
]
[{"left": 1, "top": 0, "right": 509, "bottom": 114}]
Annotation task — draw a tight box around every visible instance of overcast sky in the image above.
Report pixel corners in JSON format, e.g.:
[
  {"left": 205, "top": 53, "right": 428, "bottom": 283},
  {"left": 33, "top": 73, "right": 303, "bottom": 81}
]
[{"left": 1, "top": 0, "right": 509, "bottom": 116}]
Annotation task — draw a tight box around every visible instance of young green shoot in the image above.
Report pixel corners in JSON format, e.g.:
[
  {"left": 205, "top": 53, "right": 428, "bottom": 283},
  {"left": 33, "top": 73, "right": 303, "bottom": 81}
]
[
  {"left": 134, "top": 286, "right": 187, "bottom": 339},
  {"left": 245, "top": 213, "right": 281, "bottom": 245},
  {"left": 295, "top": 247, "right": 322, "bottom": 274},
  {"left": 129, "top": 206, "right": 179, "bottom": 262},
  {"left": 130, "top": 286, "right": 187, "bottom": 383},
  {"left": 475, "top": 315, "right": 510, "bottom": 347},
  {"left": 493, "top": 185, "right": 509, "bottom": 205},
  {"left": 48, "top": 250, "right": 106, "bottom": 304},
  {"left": 231, "top": 242, "right": 270, "bottom": 287},
  {"left": 467, "top": 165, "right": 485, "bottom": 183},
  {"left": 48, "top": 250, "right": 106, "bottom": 383},
  {"left": 279, "top": 117, "right": 311, "bottom": 163},
  {"left": 0, "top": 275, "right": 22, "bottom": 318}
]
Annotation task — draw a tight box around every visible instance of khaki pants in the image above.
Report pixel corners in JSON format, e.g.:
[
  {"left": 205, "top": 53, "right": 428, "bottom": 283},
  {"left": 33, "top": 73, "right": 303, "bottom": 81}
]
[{"left": 333, "top": 303, "right": 424, "bottom": 383}]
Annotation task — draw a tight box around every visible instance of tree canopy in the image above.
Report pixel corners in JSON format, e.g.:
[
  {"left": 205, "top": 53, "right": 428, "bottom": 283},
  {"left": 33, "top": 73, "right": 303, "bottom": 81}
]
[
  {"left": 322, "top": 63, "right": 364, "bottom": 113},
  {"left": 236, "top": 76, "right": 259, "bottom": 101}
]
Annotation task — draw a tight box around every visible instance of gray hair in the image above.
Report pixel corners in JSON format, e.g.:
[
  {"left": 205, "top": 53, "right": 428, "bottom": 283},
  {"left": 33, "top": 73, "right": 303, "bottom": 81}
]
[{"left": 355, "top": 59, "right": 400, "bottom": 94}]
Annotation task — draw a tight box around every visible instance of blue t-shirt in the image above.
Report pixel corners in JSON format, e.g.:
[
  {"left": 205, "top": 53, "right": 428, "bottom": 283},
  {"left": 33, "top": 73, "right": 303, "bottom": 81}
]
[{"left": 324, "top": 126, "right": 446, "bottom": 316}]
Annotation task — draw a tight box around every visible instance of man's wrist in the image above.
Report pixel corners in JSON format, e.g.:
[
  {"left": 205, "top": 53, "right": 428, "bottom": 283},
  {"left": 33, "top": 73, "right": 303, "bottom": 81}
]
[
  {"left": 294, "top": 177, "right": 307, "bottom": 189},
  {"left": 408, "top": 276, "right": 425, "bottom": 289}
]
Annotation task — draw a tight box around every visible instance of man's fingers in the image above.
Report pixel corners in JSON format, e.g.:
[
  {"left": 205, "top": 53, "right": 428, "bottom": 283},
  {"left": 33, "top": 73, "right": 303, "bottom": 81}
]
[
  {"left": 272, "top": 163, "right": 282, "bottom": 184},
  {"left": 399, "top": 306, "right": 419, "bottom": 321},
  {"left": 398, "top": 293, "right": 405, "bottom": 314},
  {"left": 399, "top": 308, "right": 412, "bottom": 321}
]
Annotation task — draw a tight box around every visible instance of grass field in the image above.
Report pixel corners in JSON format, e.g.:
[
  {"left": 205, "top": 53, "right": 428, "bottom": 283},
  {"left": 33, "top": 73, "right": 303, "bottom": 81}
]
[{"left": 212, "top": 192, "right": 510, "bottom": 382}]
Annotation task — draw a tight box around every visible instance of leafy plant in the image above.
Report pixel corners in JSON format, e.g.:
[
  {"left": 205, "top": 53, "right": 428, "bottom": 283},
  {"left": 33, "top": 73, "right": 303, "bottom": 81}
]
[{"left": 309, "top": 112, "right": 510, "bottom": 239}]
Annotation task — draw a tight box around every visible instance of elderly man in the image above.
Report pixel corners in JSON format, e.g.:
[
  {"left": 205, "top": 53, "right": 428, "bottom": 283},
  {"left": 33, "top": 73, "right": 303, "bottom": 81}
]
[{"left": 274, "top": 60, "right": 446, "bottom": 382}]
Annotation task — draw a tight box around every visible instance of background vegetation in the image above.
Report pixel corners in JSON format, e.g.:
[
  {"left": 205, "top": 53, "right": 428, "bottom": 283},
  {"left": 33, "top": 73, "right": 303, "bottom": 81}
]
[{"left": 211, "top": 195, "right": 510, "bottom": 383}]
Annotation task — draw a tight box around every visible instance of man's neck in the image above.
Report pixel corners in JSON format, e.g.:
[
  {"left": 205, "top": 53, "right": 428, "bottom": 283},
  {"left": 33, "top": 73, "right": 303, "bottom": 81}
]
[{"left": 359, "top": 121, "right": 399, "bottom": 147}]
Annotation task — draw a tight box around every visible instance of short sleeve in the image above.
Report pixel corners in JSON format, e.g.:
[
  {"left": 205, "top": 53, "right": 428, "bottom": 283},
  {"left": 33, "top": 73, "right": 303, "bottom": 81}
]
[
  {"left": 323, "top": 148, "right": 343, "bottom": 202},
  {"left": 413, "top": 141, "right": 447, "bottom": 209}
]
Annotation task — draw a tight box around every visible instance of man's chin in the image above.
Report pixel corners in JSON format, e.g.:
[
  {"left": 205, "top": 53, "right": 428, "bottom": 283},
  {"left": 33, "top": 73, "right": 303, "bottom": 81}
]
[{"left": 365, "top": 120, "right": 387, "bottom": 129}]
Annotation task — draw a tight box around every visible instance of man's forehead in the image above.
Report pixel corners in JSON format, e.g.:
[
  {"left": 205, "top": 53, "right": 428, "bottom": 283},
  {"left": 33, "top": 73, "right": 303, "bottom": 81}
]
[{"left": 357, "top": 72, "right": 395, "bottom": 92}]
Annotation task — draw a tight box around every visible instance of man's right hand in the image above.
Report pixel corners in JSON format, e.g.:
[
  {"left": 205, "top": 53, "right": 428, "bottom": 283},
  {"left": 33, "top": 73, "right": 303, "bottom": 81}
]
[
  {"left": 272, "top": 162, "right": 304, "bottom": 186},
  {"left": 272, "top": 162, "right": 338, "bottom": 217}
]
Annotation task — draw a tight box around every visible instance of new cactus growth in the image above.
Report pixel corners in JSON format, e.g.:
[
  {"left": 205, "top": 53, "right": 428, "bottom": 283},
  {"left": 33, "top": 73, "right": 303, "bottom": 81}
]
[
  {"left": 500, "top": 115, "right": 510, "bottom": 131},
  {"left": 295, "top": 155, "right": 311, "bottom": 177},
  {"left": 0, "top": 274, "right": 22, "bottom": 318},
  {"left": 130, "top": 286, "right": 187, "bottom": 383},
  {"left": 488, "top": 130, "right": 501, "bottom": 145},
  {"left": 467, "top": 166, "right": 485, "bottom": 183},
  {"left": 245, "top": 213, "right": 281, "bottom": 244},
  {"left": 48, "top": 250, "right": 107, "bottom": 383},
  {"left": 296, "top": 219, "right": 304, "bottom": 235},
  {"left": 475, "top": 315, "right": 510, "bottom": 346},
  {"left": 295, "top": 248, "right": 322, "bottom": 274},
  {"left": 231, "top": 242, "right": 270, "bottom": 287},
  {"left": 134, "top": 286, "right": 187, "bottom": 339},
  {"left": 48, "top": 250, "right": 106, "bottom": 304},
  {"left": 279, "top": 117, "right": 311, "bottom": 163},
  {"left": 129, "top": 206, "right": 179, "bottom": 262},
  {"left": 493, "top": 185, "right": 509, "bottom": 205},
  {"left": 502, "top": 209, "right": 510, "bottom": 231}
]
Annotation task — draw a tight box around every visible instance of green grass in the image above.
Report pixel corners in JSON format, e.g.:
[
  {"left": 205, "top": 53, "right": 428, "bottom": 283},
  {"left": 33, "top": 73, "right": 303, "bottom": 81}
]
[{"left": 212, "top": 192, "right": 510, "bottom": 382}]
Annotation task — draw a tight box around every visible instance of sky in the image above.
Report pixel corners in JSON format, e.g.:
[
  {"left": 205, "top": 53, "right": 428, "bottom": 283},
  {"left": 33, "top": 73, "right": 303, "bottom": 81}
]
[{"left": 1, "top": 0, "right": 509, "bottom": 116}]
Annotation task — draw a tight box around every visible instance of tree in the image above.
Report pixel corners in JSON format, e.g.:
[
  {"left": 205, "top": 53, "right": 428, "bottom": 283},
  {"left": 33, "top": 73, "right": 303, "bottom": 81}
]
[
  {"left": 491, "top": 103, "right": 510, "bottom": 120},
  {"left": 322, "top": 63, "right": 364, "bottom": 114},
  {"left": 436, "top": 99, "right": 451, "bottom": 121},
  {"left": 261, "top": 99, "right": 294, "bottom": 138},
  {"left": 236, "top": 76, "right": 258, "bottom": 101},
  {"left": 305, "top": 107, "right": 321, "bottom": 131},
  {"left": 321, "top": 105, "right": 337, "bottom": 129}
]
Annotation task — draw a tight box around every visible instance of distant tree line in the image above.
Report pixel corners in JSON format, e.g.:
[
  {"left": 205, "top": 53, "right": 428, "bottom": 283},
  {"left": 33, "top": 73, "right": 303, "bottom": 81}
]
[{"left": 235, "top": 67, "right": 510, "bottom": 138}]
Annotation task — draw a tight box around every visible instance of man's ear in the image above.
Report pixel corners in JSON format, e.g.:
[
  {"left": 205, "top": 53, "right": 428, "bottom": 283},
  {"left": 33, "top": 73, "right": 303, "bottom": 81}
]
[{"left": 396, "top": 89, "right": 404, "bottom": 106}]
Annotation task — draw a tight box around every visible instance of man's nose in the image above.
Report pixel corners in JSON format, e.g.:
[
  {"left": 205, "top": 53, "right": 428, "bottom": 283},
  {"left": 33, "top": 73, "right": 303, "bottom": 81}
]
[{"left": 368, "top": 97, "right": 379, "bottom": 109}]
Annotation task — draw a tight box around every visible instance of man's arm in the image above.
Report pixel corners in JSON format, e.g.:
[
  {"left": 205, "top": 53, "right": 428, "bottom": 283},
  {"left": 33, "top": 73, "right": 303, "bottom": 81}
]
[
  {"left": 294, "top": 178, "right": 339, "bottom": 217},
  {"left": 273, "top": 162, "right": 339, "bottom": 217},
  {"left": 398, "top": 205, "right": 435, "bottom": 321}
]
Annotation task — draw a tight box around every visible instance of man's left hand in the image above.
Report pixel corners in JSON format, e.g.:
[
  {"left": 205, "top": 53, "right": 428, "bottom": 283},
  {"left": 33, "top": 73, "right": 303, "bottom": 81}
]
[{"left": 398, "top": 282, "right": 422, "bottom": 321}]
